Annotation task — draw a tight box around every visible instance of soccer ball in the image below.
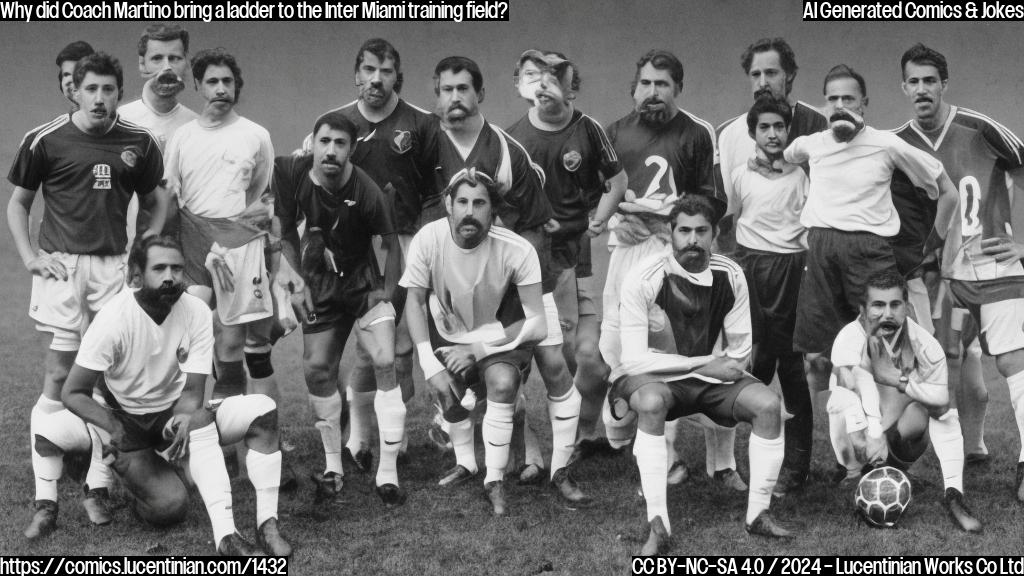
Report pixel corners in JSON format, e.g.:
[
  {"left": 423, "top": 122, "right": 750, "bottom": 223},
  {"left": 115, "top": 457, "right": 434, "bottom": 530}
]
[{"left": 854, "top": 466, "right": 912, "bottom": 528}]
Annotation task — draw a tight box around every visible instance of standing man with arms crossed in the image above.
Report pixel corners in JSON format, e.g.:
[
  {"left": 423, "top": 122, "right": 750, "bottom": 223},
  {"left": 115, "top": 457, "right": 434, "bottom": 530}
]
[
  {"left": 895, "top": 43, "right": 1024, "bottom": 493},
  {"left": 8, "top": 52, "right": 169, "bottom": 537}
]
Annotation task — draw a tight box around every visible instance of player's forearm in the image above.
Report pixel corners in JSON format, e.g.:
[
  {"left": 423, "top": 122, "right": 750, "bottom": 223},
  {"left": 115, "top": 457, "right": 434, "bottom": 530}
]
[
  {"left": 406, "top": 288, "right": 446, "bottom": 379},
  {"left": 932, "top": 172, "right": 958, "bottom": 240},
  {"left": 61, "top": 368, "right": 118, "bottom": 435},
  {"left": 175, "top": 373, "right": 207, "bottom": 416},
  {"left": 620, "top": 329, "right": 713, "bottom": 376},
  {"left": 142, "top": 187, "right": 170, "bottom": 237},
  {"left": 468, "top": 312, "right": 546, "bottom": 360},
  {"left": 592, "top": 171, "right": 628, "bottom": 225},
  {"left": 7, "top": 190, "right": 37, "bottom": 267},
  {"left": 903, "top": 376, "right": 949, "bottom": 409}
]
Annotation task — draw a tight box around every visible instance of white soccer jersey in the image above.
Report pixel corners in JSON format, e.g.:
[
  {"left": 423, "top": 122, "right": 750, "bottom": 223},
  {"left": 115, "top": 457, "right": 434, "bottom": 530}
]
[
  {"left": 785, "top": 126, "right": 944, "bottom": 237},
  {"left": 75, "top": 290, "right": 213, "bottom": 415},
  {"left": 400, "top": 218, "right": 541, "bottom": 344},
  {"left": 119, "top": 100, "right": 198, "bottom": 153},
  {"left": 164, "top": 115, "right": 274, "bottom": 218},
  {"left": 729, "top": 164, "right": 808, "bottom": 253}
]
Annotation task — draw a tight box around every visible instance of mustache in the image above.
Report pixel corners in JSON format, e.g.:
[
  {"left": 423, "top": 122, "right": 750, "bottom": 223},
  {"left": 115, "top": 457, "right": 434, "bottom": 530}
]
[
  {"left": 156, "top": 71, "right": 183, "bottom": 85},
  {"left": 753, "top": 86, "right": 775, "bottom": 100},
  {"left": 448, "top": 103, "right": 469, "bottom": 113},
  {"left": 829, "top": 110, "right": 858, "bottom": 123},
  {"left": 458, "top": 216, "right": 483, "bottom": 229},
  {"left": 640, "top": 97, "right": 665, "bottom": 108}
]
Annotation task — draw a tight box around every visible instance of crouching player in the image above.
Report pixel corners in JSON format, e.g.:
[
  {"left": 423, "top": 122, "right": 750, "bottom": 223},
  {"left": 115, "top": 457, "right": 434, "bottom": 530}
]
[
  {"left": 828, "top": 270, "right": 981, "bottom": 532},
  {"left": 61, "top": 236, "right": 292, "bottom": 556},
  {"left": 608, "top": 196, "right": 792, "bottom": 555}
]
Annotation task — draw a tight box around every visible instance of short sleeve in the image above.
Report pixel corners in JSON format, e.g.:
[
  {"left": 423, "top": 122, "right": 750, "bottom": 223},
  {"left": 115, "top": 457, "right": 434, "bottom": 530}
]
[
  {"left": 831, "top": 322, "right": 867, "bottom": 368},
  {"left": 512, "top": 242, "right": 542, "bottom": 286},
  {"left": 75, "top": 311, "right": 121, "bottom": 373},
  {"left": 8, "top": 129, "right": 46, "bottom": 190}
]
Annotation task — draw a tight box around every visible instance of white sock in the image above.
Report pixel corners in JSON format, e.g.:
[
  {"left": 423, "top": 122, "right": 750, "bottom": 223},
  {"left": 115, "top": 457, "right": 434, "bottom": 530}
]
[
  {"left": 85, "top": 424, "right": 113, "bottom": 490},
  {"left": 602, "top": 396, "right": 636, "bottom": 450},
  {"left": 31, "top": 396, "right": 66, "bottom": 502},
  {"left": 1008, "top": 371, "right": 1024, "bottom": 462},
  {"left": 246, "top": 450, "right": 281, "bottom": 527},
  {"left": 346, "top": 389, "right": 376, "bottom": 455},
  {"left": 548, "top": 387, "right": 582, "bottom": 477},
  {"left": 747, "top": 433, "right": 784, "bottom": 524},
  {"left": 634, "top": 429, "right": 670, "bottom": 535},
  {"left": 930, "top": 409, "right": 965, "bottom": 493},
  {"left": 374, "top": 387, "right": 406, "bottom": 486},
  {"left": 449, "top": 418, "right": 477, "bottom": 473},
  {"left": 310, "top": 393, "right": 343, "bottom": 475},
  {"left": 189, "top": 423, "right": 236, "bottom": 545},
  {"left": 483, "top": 401, "right": 515, "bottom": 484}
]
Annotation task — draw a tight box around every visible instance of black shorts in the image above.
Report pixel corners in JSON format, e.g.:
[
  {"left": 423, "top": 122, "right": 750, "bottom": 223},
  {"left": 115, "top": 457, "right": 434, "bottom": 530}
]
[
  {"left": 112, "top": 407, "right": 175, "bottom": 454},
  {"left": 885, "top": 423, "right": 929, "bottom": 470},
  {"left": 608, "top": 373, "right": 763, "bottom": 426},
  {"left": 302, "top": 262, "right": 386, "bottom": 334},
  {"left": 794, "top": 228, "right": 898, "bottom": 354},
  {"left": 735, "top": 245, "right": 804, "bottom": 353}
]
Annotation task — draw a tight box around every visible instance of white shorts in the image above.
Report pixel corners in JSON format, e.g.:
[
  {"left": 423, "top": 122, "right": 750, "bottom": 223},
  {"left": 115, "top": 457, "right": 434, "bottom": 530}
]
[
  {"left": 538, "top": 292, "right": 564, "bottom": 347},
  {"left": 30, "top": 252, "right": 127, "bottom": 351},
  {"left": 215, "top": 393, "right": 277, "bottom": 445},
  {"left": 205, "top": 239, "right": 273, "bottom": 326},
  {"left": 976, "top": 298, "right": 1024, "bottom": 356}
]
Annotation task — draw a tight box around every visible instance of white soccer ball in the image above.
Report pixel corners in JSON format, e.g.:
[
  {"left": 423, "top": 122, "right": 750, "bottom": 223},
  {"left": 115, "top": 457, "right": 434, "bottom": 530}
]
[{"left": 854, "top": 466, "right": 912, "bottom": 528}]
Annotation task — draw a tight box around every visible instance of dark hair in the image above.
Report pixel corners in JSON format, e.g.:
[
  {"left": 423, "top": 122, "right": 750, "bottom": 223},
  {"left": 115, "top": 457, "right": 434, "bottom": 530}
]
[
  {"left": 129, "top": 234, "right": 183, "bottom": 277},
  {"left": 73, "top": 53, "right": 124, "bottom": 100},
  {"left": 515, "top": 50, "right": 581, "bottom": 92},
  {"left": 138, "top": 23, "right": 189, "bottom": 57},
  {"left": 191, "top": 48, "right": 244, "bottom": 100},
  {"left": 746, "top": 95, "right": 792, "bottom": 134},
  {"left": 312, "top": 111, "right": 358, "bottom": 142},
  {"left": 56, "top": 40, "right": 94, "bottom": 66},
  {"left": 443, "top": 167, "right": 502, "bottom": 207},
  {"left": 354, "top": 38, "right": 403, "bottom": 93},
  {"left": 823, "top": 64, "right": 867, "bottom": 98},
  {"left": 900, "top": 43, "right": 948, "bottom": 82},
  {"left": 434, "top": 56, "right": 484, "bottom": 95},
  {"left": 865, "top": 269, "right": 908, "bottom": 301},
  {"left": 631, "top": 49, "right": 684, "bottom": 95},
  {"left": 741, "top": 37, "right": 798, "bottom": 78},
  {"left": 668, "top": 194, "right": 721, "bottom": 228}
]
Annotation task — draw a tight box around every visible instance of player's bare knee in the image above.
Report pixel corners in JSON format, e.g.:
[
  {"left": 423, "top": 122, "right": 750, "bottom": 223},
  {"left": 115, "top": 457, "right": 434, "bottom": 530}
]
[
  {"left": 138, "top": 484, "right": 189, "bottom": 526},
  {"left": 33, "top": 435, "right": 63, "bottom": 457},
  {"left": 367, "top": 346, "right": 395, "bottom": 370},
  {"left": 995, "top": 349, "right": 1024, "bottom": 379},
  {"left": 303, "top": 359, "right": 334, "bottom": 396},
  {"left": 630, "top": 386, "right": 668, "bottom": 418},
  {"left": 245, "top": 405, "right": 279, "bottom": 453},
  {"left": 485, "top": 364, "right": 520, "bottom": 403},
  {"left": 900, "top": 402, "right": 930, "bottom": 436}
]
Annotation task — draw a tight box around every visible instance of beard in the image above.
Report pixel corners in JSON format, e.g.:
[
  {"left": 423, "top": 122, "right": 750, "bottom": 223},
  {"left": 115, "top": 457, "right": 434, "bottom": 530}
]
[
  {"left": 674, "top": 246, "right": 709, "bottom": 273},
  {"left": 152, "top": 70, "right": 185, "bottom": 97},
  {"left": 829, "top": 109, "right": 864, "bottom": 143},
  {"left": 136, "top": 283, "right": 186, "bottom": 317},
  {"left": 637, "top": 98, "right": 671, "bottom": 126}
]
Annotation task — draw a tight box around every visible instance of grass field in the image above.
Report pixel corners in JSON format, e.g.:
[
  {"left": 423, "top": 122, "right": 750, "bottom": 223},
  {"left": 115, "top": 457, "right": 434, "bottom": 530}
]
[{"left": 3, "top": 240, "right": 1024, "bottom": 575}]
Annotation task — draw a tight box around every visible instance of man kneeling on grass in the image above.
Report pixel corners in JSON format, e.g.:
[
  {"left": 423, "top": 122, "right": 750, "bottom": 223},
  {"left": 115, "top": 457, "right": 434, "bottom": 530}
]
[
  {"left": 607, "top": 195, "right": 793, "bottom": 555},
  {"left": 60, "top": 235, "right": 291, "bottom": 556}
]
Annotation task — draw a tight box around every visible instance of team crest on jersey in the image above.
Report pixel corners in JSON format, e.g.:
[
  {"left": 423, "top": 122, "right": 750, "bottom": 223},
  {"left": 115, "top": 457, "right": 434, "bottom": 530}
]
[
  {"left": 562, "top": 150, "right": 582, "bottom": 172},
  {"left": 92, "top": 164, "right": 112, "bottom": 190},
  {"left": 176, "top": 346, "right": 189, "bottom": 363},
  {"left": 120, "top": 146, "right": 141, "bottom": 168},
  {"left": 391, "top": 130, "right": 413, "bottom": 154}
]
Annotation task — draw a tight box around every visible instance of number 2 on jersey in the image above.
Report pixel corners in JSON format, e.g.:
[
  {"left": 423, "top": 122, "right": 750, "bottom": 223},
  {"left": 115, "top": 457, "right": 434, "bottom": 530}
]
[{"left": 642, "top": 155, "right": 678, "bottom": 201}]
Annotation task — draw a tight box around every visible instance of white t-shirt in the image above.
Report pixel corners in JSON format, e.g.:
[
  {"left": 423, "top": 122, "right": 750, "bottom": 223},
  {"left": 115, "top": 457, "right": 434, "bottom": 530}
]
[
  {"left": 400, "top": 218, "right": 541, "bottom": 344},
  {"left": 76, "top": 290, "right": 213, "bottom": 415},
  {"left": 785, "top": 126, "right": 944, "bottom": 237},
  {"left": 119, "top": 99, "right": 198, "bottom": 153},
  {"left": 729, "top": 164, "right": 808, "bottom": 253},
  {"left": 164, "top": 115, "right": 274, "bottom": 218}
]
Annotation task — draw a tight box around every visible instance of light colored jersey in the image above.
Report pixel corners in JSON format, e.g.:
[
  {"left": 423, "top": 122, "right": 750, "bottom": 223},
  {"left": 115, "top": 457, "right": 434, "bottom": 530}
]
[
  {"left": 75, "top": 290, "right": 213, "bottom": 415},
  {"left": 785, "top": 126, "right": 944, "bottom": 237},
  {"left": 164, "top": 115, "right": 274, "bottom": 218},
  {"left": 118, "top": 99, "right": 198, "bottom": 153},
  {"left": 400, "top": 218, "right": 540, "bottom": 344},
  {"left": 729, "top": 163, "right": 808, "bottom": 253}
]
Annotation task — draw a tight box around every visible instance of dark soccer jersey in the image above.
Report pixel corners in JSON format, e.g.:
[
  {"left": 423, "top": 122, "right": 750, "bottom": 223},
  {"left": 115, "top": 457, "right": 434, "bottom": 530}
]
[
  {"left": 433, "top": 121, "right": 554, "bottom": 233},
  {"left": 606, "top": 109, "right": 716, "bottom": 202},
  {"left": 330, "top": 99, "right": 440, "bottom": 236},
  {"left": 8, "top": 114, "right": 163, "bottom": 255},
  {"left": 507, "top": 109, "right": 621, "bottom": 271},
  {"left": 894, "top": 106, "right": 1024, "bottom": 281},
  {"left": 274, "top": 155, "right": 394, "bottom": 274},
  {"left": 657, "top": 267, "right": 737, "bottom": 357}
]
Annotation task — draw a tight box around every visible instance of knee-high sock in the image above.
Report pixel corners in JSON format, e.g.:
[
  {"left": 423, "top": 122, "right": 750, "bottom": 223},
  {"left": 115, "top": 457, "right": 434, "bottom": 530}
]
[
  {"left": 31, "top": 396, "right": 65, "bottom": 502},
  {"left": 449, "top": 418, "right": 477, "bottom": 473},
  {"left": 1008, "top": 371, "right": 1024, "bottom": 462},
  {"left": 549, "top": 387, "right": 582, "bottom": 477},
  {"left": 960, "top": 343, "right": 988, "bottom": 455},
  {"left": 747, "top": 433, "right": 784, "bottom": 523},
  {"left": 634, "top": 429, "right": 670, "bottom": 535},
  {"left": 930, "top": 409, "right": 964, "bottom": 493},
  {"left": 374, "top": 387, "right": 406, "bottom": 486},
  {"left": 483, "top": 401, "right": 515, "bottom": 484},
  {"left": 85, "top": 424, "right": 113, "bottom": 490},
  {"left": 602, "top": 397, "right": 636, "bottom": 450},
  {"left": 189, "top": 423, "right": 236, "bottom": 545},
  {"left": 246, "top": 450, "right": 281, "bottom": 526},
  {"left": 705, "top": 425, "right": 737, "bottom": 475},
  {"left": 346, "top": 388, "right": 376, "bottom": 455},
  {"left": 310, "top": 393, "right": 343, "bottom": 475}
]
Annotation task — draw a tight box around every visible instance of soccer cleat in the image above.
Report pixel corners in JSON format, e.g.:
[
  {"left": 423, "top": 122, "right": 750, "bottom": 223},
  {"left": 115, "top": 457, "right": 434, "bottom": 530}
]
[
  {"left": 745, "top": 510, "right": 795, "bottom": 539},
  {"left": 568, "top": 437, "right": 622, "bottom": 465},
  {"left": 484, "top": 480, "right": 508, "bottom": 516},
  {"left": 714, "top": 468, "right": 748, "bottom": 492},
  {"left": 343, "top": 447, "right": 374, "bottom": 474},
  {"left": 312, "top": 471, "right": 344, "bottom": 503},
  {"left": 24, "top": 500, "right": 58, "bottom": 540},
  {"left": 217, "top": 532, "right": 267, "bottom": 556},
  {"left": 438, "top": 465, "right": 476, "bottom": 487},
  {"left": 1016, "top": 462, "right": 1024, "bottom": 503},
  {"left": 82, "top": 487, "right": 113, "bottom": 526},
  {"left": 375, "top": 483, "right": 408, "bottom": 507},
  {"left": 257, "top": 518, "right": 293, "bottom": 557},
  {"left": 551, "top": 467, "right": 592, "bottom": 508},
  {"left": 640, "top": 516, "right": 670, "bottom": 556},
  {"left": 944, "top": 488, "right": 983, "bottom": 533},
  {"left": 666, "top": 461, "right": 689, "bottom": 485},
  {"left": 516, "top": 463, "right": 545, "bottom": 486}
]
